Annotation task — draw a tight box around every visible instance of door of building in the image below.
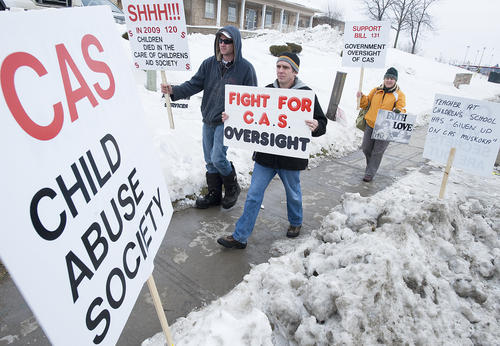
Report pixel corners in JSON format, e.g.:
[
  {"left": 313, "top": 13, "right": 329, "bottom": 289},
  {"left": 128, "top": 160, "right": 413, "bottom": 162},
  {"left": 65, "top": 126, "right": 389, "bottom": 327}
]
[{"left": 245, "top": 8, "right": 257, "bottom": 30}]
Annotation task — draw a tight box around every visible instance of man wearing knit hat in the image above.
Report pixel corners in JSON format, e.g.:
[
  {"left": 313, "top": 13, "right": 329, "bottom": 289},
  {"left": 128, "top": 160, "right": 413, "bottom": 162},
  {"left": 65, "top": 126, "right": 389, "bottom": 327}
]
[{"left": 217, "top": 52, "right": 328, "bottom": 249}]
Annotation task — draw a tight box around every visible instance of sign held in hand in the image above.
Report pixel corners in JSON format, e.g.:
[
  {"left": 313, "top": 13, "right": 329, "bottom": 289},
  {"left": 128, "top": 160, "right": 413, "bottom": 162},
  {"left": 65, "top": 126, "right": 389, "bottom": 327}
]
[
  {"left": 342, "top": 21, "right": 390, "bottom": 68},
  {"left": 123, "top": 0, "right": 191, "bottom": 71},
  {"left": 224, "top": 85, "right": 314, "bottom": 159},
  {"left": 372, "top": 110, "right": 416, "bottom": 144}
]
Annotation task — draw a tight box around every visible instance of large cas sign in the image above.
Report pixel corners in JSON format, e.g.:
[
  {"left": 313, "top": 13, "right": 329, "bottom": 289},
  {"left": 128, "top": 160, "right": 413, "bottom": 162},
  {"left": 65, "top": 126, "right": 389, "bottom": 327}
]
[
  {"left": 342, "top": 21, "right": 390, "bottom": 68},
  {"left": 0, "top": 7, "right": 173, "bottom": 345},
  {"left": 123, "top": 0, "right": 191, "bottom": 71},
  {"left": 423, "top": 94, "right": 500, "bottom": 176},
  {"left": 224, "top": 85, "right": 314, "bottom": 159}
]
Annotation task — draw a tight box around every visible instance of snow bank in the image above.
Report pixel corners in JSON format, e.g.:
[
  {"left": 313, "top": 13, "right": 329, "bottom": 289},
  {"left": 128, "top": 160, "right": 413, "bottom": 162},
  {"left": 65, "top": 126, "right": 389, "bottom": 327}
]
[{"left": 143, "top": 167, "right": 500, "bottom": 345}]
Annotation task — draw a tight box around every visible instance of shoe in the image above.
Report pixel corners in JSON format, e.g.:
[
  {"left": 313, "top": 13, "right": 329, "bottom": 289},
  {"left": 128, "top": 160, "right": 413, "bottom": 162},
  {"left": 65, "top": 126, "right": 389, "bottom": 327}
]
[
  {"left": 196, "top": 172, "right": 222, "bottom": 209},
  {"left": 221, "top": 162, "right": 241, "bottom": 209},
  {"left": 217, "top": 235, "right": 247, "bottom": 249},
  {"left": 286, "top": 225, "right": 302, "bottom": 238},
  {"left": 362, "top": 175, "right": 373, "bottom": 182}
]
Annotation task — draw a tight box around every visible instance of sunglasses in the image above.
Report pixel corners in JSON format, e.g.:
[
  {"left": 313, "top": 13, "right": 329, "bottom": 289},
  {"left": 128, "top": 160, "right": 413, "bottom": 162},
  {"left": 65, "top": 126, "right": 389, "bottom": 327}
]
[{"left": 219, "top": 38, "right": 233, "bottom": 44}]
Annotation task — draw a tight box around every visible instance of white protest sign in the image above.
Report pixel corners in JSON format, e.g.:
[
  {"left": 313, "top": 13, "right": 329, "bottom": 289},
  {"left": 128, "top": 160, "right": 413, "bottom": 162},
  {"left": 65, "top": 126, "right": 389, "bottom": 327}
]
[
  {"left": 372, "top": 110, "right": 416, "bottom": 144},
  {"left": 224, "top": 85, "right": 314, "bottom": 159},
  {"left": 342, "top": 21, "right": 390, "bottom": 68},
  {"left": 0, "top": 7, "right": 173, "bottom": 345},
  {"left": 123, "top": 0, "right": 191, "bottom": 71},
  {"left": 423, "top": 94, "right": 500, "bottom": 176}
]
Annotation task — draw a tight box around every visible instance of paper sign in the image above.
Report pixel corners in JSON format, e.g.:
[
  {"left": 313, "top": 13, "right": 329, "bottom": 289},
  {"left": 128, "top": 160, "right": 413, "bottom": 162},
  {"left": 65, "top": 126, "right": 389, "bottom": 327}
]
[
  {"left": 423, "top": 94, "right": 500, "bottom": 176},
  {"left": 342, "top": 21, "right": 390, "bottom": 68},
  {"left": 122, "top": 0, "right": 191, "bottom": 71},
  {"left": 372, "top": 110, "right": 416, "bottom": 144},
  {"left": 224, "top": 85, "right": 314, "bottom": 159},
  {"left": 0, "top": 7, "right": 173, "bottom": 345}
]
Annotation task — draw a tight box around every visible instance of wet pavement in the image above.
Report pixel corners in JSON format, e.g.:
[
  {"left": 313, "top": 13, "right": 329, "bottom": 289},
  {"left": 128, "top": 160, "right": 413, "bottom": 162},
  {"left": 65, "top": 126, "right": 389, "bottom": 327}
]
[{"left": 0, "top": 127, "right": 429, "bottom": 346}]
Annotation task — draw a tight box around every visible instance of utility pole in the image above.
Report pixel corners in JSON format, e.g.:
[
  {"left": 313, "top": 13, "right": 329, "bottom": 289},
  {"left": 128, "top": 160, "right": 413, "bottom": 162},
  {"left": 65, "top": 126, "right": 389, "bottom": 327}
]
[
  {"left": 474, "top": 49, "right": 480, "bottom": 65},
  {"left": 478, "top": 46, "right": 486, "bottom": 67},
  {"left": 488, "top": 48, "right": 495, "bottom": 66},
  {"left": 463, "top": 45, "right": 470, "bottom": 65}
]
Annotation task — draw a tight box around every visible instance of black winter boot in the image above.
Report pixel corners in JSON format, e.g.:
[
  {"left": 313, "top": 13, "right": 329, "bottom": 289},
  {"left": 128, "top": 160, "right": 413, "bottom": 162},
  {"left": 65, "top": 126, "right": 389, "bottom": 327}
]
[
  {"left": 195, "top": 172, "right": 222, "bottom": 209},
  {"left": 221, "top": 163, "right": 240, "bottom": 209}
]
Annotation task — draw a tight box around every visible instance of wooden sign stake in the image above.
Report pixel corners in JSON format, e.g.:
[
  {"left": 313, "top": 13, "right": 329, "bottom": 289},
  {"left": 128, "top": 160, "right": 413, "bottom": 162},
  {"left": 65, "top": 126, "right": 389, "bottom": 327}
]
[
  {"left": 357, "top": 66, "right": 364, "bottom": 110},
  {"left": 161, "top": 71, "right": 175, "bottom": 129},
  {"left": 147, "top": 275, "right": 174, "bottom": 346},
  {"left": 439, "top": 147, "right": 456, "bottom": 199}
]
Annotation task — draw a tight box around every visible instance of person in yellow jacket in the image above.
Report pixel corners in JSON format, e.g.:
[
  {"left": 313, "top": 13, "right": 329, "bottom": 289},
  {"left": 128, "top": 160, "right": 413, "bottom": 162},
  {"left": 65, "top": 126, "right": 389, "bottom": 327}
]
[{"left": 356, "top": 67, "right": 406, "bottom": 182}]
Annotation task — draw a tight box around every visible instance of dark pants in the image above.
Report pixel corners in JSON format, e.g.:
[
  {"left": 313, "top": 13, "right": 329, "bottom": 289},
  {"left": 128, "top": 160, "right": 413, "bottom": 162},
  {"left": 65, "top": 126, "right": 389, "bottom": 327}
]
[{"left": 361, "top": 126, "right": 390, "bottom": 178}]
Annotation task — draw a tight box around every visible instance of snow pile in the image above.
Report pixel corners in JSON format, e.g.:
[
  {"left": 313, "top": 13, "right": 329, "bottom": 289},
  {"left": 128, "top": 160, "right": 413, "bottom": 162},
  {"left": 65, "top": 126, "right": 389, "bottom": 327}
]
[{"left": 143, "top": 168, "right": 500, "bottom": 345}]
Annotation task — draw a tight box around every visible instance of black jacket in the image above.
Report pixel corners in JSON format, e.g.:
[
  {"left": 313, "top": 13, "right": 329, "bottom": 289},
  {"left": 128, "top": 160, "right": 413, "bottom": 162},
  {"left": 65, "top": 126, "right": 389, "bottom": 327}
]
[{"left": 253, "top": 78, "right": 327, "bottom": 170}]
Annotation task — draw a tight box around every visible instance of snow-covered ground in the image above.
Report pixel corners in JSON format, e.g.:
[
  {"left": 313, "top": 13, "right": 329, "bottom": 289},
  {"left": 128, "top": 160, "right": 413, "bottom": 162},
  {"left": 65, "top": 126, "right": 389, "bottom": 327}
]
[
  {"left": 123, "top": 25, "right": 500, "bottom": 204},
  {"left": 143, "top": 165, "right": 500, "bottom": 345},
  {"left": 129, "top": 26, "right": 500, "bottom": 345}
]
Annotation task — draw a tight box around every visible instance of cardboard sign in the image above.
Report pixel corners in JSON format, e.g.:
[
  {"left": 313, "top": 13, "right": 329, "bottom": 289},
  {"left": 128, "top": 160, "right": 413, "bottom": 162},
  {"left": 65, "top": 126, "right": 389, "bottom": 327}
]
[
  {"left": 423, "top": 94, "right": 500, "bottom": 176},
  {"left": 453, "top": 73, "right": 472, "bottom": 88},
  {"left": 342, "top": 21, "right": 390, "bottom": 68},
  {"left": 224, "top": 85, "right": 314, "bottom": 159},
  {"left": 122, "top": 0, "right": 191, "bottom": 71},
  {"left": 0, "top": 7, "right": 173, "bottom": 345},
  {"left": 372, "top": 110, "right": 416, "bottom": 144}
]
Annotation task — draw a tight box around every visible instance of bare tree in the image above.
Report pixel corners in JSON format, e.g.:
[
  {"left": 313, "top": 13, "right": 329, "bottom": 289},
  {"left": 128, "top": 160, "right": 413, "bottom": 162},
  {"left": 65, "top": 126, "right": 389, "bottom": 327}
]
[
  {"left": 362, "top": 0, "right": 394, "bottom": 20},
  {"left": 390, "top": 0, "right": 415, "bottom": 48},
  {"left": 325, "top": 1, "right": 345, "bottom": 21},
  {"left": 406, "top": 0, "right": 438, "bottom": 54}
]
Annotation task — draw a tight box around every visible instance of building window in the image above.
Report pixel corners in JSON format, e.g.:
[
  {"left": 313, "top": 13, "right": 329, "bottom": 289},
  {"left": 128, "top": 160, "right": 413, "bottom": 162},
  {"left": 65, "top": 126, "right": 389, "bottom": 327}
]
[
  {"left": 245, "top": 8, "right": 257, "bottom": 30},
  {"left": 265, "top": 9, "right": 273, "bottom": 28},
  {"left": 282, "top": 11, "right": 289, "bottom": 25},
  {"left": 228, "top": 2, "right": 237, "bottom": 22},
  {"left": 205, "top": 0, "right": 215, "bottom": 19}
]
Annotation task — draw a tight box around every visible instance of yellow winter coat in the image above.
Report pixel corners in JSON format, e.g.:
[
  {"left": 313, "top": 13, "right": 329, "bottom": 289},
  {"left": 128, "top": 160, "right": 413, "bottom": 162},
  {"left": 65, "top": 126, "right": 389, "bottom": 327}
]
[{"left": 360, "top": 86, "right": 406, "bottom": 128}]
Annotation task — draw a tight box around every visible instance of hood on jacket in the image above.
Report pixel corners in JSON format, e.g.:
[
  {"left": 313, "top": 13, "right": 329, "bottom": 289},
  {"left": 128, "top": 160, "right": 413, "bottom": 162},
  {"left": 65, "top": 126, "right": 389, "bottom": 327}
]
[
  {"left": 214, "top": 25, "right": 242, "bottom": 63},
  {"left": 272, "top": 77, "right": 307, "bottom": 89}
]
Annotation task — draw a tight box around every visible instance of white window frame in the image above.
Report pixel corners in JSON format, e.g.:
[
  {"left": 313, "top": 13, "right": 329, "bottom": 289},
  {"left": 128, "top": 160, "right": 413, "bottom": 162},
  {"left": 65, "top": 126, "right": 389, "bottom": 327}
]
[
  {"left": 265, "top": 9, "right": 273, "bottom": 28},
  {"left": 227, "top": 2, "right": 237, "bottom": 22},
  {"left": 205, "top": 0, "right": 215, "bottom": 19},
  {"left": 282, "top": 11, "right": 289, "bottom": 25}
]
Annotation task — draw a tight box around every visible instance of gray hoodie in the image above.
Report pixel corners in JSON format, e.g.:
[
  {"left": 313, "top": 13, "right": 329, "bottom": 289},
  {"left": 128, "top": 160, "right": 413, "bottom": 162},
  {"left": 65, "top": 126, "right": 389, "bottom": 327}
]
[{"left": 171, "top": 26, "right": 258, "bottom": 125}]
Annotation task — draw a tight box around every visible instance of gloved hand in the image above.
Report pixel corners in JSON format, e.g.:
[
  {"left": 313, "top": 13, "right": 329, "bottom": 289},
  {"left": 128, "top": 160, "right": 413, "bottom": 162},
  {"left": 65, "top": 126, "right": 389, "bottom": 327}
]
[{"left": 393, "top": 109, "right": 401, "bottom": 113}]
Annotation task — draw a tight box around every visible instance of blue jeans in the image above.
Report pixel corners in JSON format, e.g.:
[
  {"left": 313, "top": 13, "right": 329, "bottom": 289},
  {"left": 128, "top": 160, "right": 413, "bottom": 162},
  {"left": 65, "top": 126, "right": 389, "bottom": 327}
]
[
  {"left": 233, "top": 162, "right": 302, "bottom": 244},
  {"left": 202, "top": 123, "right": 232, "bottom": 176}
]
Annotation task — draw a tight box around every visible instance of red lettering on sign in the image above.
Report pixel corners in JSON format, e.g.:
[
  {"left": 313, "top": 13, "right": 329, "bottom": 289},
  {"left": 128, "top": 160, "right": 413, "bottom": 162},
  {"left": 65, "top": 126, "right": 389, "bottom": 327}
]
[
  {"left": 0, "top": 34, "right": 116, "bottom": 140},
  {"left": 0, "top": 52, "right": 64, "bottom": 141},
  {"left": 258, "top": 113, "right": 270, "bottom": 126},
  {"left": 243, "top": 110, "right": 253, "bottom": 124},
  {"left": 56, "top": 43, "right": 99, "bottom": 122},
  {"left": 81, "top": 34, "right": 115, "bottom": 100},
  {"left": 278, "top": 114, "right": 287, "bottom": 128}
]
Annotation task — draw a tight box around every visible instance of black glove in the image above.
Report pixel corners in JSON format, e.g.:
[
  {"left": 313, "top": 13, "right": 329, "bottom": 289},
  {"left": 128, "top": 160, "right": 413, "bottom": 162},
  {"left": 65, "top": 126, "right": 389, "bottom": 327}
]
[{"left": 393, "top": 109, "right": 401, "bottom": 114}]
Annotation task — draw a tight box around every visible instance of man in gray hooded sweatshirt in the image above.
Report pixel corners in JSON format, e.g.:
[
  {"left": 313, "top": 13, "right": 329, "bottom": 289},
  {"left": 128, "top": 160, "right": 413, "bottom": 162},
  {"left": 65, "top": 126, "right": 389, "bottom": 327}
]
[{"left": 161, "top": 26, "right": 257, "bottom": 209}]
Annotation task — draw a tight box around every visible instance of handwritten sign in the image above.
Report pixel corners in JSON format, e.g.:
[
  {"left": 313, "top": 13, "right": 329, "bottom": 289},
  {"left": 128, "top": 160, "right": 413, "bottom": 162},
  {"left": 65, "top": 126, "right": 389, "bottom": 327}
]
[
  {"left": 0, "top": 7, "right": 173, "bottom": 345},
  {"left": 342, "top": 21, "right": 390, "bottom": 68},
  {"left": 423, "top": 94, "right": 500, "bottom": 176},
  {"left": 372, "top": 110, "right": 416, "bottom": 144},
  {"left": 224, "top": 85, "right": 314, "bottom": 159},
  {"left": 122, "top": 0, "right": 191, "bottom": 71}
]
